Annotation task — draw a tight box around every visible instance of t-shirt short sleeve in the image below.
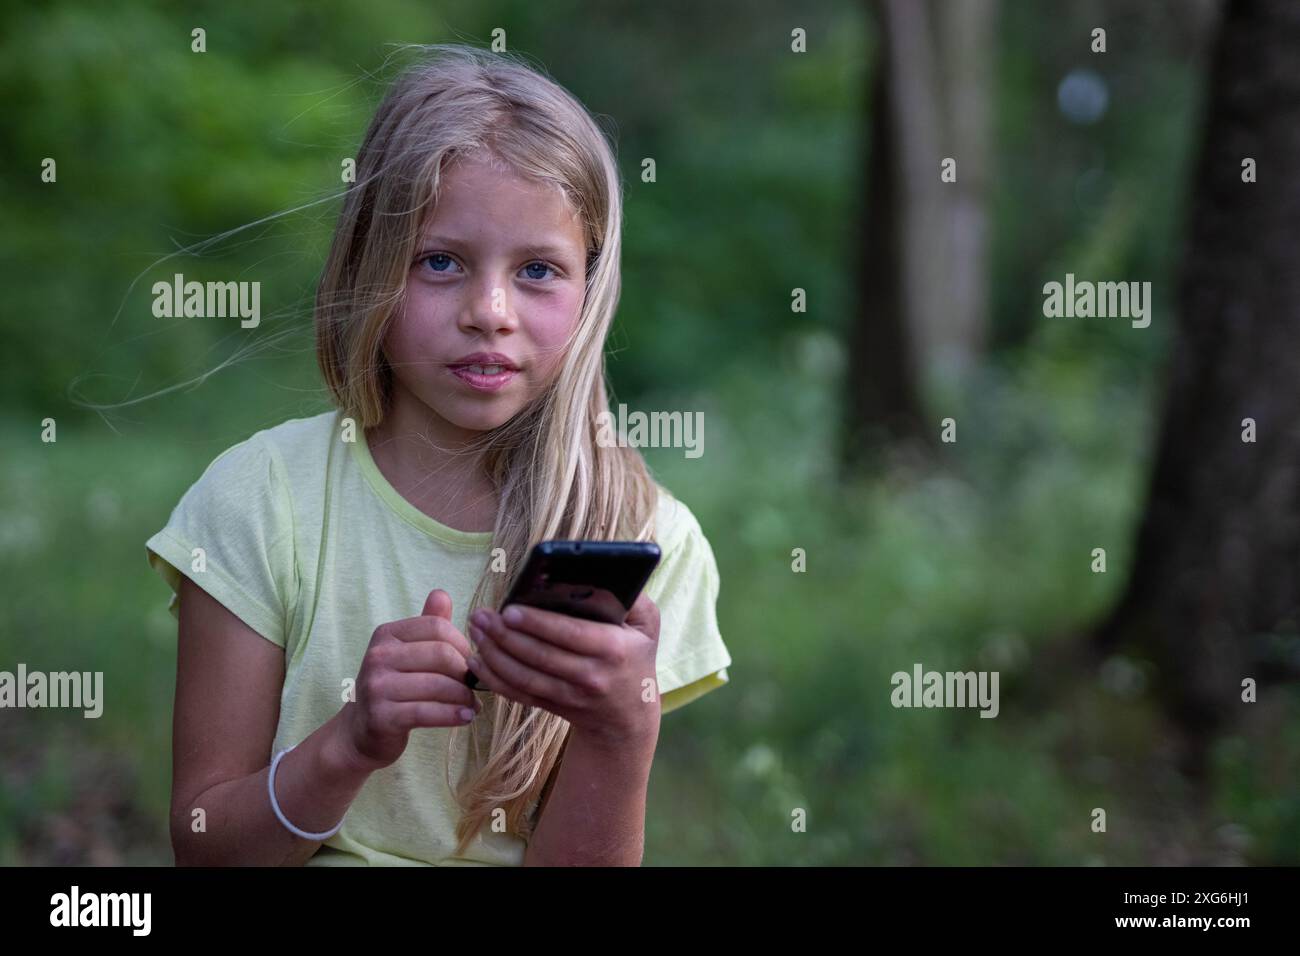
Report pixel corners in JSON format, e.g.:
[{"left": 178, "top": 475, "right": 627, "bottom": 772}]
[
  {"left": 144, "top": 433, "right": 297, "bottom": 649},
  {"left": 644, "top": 495, "right": 732, "bottom": 715}
]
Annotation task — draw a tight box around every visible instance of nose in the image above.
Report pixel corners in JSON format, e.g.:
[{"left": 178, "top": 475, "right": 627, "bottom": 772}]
[{"left": 458, "top": 274, "right": 518, "bottom": 338}]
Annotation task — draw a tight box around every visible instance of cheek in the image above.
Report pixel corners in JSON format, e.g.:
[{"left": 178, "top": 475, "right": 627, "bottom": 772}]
[
  {"left": 384, "top": 289, "right": 444, "bottom": 363},
  {"left": 530, "top": 284, "right": 584, "bottom": 341},
  {"left": 380, "top": 315, "right": 416, "bottom": 370},
  {"left": 527, "top": 292, "right": 584, "bottom": 377}
]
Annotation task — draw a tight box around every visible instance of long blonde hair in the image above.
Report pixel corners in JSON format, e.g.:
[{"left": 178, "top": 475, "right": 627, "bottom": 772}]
[{"left": 314, "top": 44, "right": 658, "bottom": 855}]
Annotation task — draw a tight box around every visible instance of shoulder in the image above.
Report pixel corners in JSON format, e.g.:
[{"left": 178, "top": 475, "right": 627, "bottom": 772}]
[
  {"left": 166, "top": 410, "right": 340, "bottom": 541},
  {"left": 145, "top": 415, "right": 329, "bottom": 645},
  {"left": 646, "top": 483, "right": 721, "bottom": 602},
  {"left": 188, "top": 409, "right": 337, "bottom": 500},
  {"left": 652, "top": 482, "right": 710, "bottom": 559},
  {"left": 246, "top": 409, "right": 339, "bottom": 476}
]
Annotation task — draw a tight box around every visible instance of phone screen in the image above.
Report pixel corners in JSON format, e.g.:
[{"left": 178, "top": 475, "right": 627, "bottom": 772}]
[{"left": 503, "top": 541, "right": 662, "bottom": 625}]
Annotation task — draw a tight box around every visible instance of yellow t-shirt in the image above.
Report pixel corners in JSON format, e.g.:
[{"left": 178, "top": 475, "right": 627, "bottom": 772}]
[{"left": 145, "top": 409, "right": 731, "bottom": 865}]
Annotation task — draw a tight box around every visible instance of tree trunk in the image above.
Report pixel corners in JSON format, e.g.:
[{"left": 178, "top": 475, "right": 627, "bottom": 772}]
[
  {"left": 843, "top": 0, "right": 997, "bottom": 469},
  {"left": 935, "top": 0, "right": 997, "bottom": 384},
  {"left": 843, "top": 1, "right": 929, "bottom": 464},
  {"left": 1093, "top": 0, "right": 1300, "bottom": 750}
]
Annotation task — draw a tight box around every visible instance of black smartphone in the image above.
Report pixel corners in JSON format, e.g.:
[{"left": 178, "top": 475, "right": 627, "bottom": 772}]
[{"left": 465, "top": 540, "right": 661, "bottom": 689}]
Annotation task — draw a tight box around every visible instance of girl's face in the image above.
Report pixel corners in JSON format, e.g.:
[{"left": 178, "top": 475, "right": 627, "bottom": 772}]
[{"left": 382, "top": 154, "right": 589, "bottom": 439}]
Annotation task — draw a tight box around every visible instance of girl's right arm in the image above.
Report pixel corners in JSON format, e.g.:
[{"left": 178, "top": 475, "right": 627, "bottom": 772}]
[{"left": 170, "top": 577, "right": 480, "bottom": 866}]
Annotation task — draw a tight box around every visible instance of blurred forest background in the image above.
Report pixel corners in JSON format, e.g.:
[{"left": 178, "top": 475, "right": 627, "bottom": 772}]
[{"left": 2, "top": 0, "right": 1297, "bottom": 864}]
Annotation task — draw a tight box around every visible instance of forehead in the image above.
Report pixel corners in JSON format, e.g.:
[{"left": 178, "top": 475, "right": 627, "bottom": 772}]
[{"left": 423, "top": 156, "right": 586, "bottom": 253}]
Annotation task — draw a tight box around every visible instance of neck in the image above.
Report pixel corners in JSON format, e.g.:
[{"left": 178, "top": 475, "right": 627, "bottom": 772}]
[{"left": 364, "top": 385, "right": 499, "bottom": 533}]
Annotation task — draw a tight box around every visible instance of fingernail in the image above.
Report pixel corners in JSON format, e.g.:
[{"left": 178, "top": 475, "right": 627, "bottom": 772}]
[
  {"left": 458, "top": 707, "right": 475, "bottom": 722},
  {"left": 502, "top": 604, "right": 523, "bottom": 625},
  {"left": 469, "top": 654, "right": 481, "bottom": 671},
  {"left": 471, "top": 609, "right": 489, "bottom": 627},
  {"left": 469, "top": 624, "right": 483, "bottom": 643}
]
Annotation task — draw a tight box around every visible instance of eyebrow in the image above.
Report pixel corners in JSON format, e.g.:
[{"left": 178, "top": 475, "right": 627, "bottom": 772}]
[{"left": 418, "top": 233, "right": 578, "bottom": 262}]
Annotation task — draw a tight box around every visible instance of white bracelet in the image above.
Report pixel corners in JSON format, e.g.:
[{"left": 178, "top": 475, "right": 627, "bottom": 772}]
[{"left": 268, "top": 744, "right": 346, "bottom": 841}]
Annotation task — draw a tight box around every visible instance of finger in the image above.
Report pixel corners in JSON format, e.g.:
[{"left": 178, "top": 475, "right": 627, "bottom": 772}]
[
  {"left": 467, "top": 649, "right": 552, "bottom": 713},
  {"left": 470, "top": 618, "right": 591, "bottom": 685},
  {"left": 385, "top": 699, "right": 479, "bottom": 730},
  {"left": 484, "top": 604, "right": 609, "bottom": 656},
  {"left": 472, "top": 626, "right": 579, "bottom": 708},
  {"left": 383, "top": 639, "right": 471, "bottom": 680},
  {"left": 382, "top": 614, "right": 473, "bottom": 659},
  {"left": 422, "top": 588, "right": 452, "bottom": 620},
  {"left": 367, "top": 671, "right": 478, "bottom": 710}
]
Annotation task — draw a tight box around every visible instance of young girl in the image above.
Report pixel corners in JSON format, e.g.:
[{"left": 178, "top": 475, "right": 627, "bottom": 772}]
[{"left": 145, "top": 44, "right": 731, "bottom": 866}]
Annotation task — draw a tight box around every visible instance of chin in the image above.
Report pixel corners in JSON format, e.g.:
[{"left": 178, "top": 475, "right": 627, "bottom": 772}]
[{"left": 441, "top": 401, "right": 520, "bottom": 434}]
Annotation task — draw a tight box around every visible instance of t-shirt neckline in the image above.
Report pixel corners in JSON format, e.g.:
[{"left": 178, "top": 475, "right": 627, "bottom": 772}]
[{"left": 346, "top": 412, "right": 495, "bottom": 550}]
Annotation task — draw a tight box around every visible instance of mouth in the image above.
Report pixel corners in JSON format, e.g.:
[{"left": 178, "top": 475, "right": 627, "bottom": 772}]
[{"left": 447, "top": 353, "right": 520, "bottom": 392}]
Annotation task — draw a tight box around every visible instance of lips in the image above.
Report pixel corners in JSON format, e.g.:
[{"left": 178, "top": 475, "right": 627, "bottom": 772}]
[
  {"left": 446, "top": 352, "right": 520, "bottom": 393},
  {"left": 449, "top": 366, "right": 517, "bottom": 391},
  {"left": 448, "top": 352, "right": 519, "bottom": 371}
]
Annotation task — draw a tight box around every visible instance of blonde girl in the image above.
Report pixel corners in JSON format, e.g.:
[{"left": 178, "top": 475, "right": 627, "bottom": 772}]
[{"left": 146, "top": 43, "right": 731, "bottom": 866}]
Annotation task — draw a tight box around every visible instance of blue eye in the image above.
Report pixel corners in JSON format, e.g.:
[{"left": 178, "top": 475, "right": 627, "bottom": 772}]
[
  {"left": 416, "top": 253, "right": 557, "bottom": 281},
  {"left": 423, "top": 253, "right": 459, "bottom": 274}
]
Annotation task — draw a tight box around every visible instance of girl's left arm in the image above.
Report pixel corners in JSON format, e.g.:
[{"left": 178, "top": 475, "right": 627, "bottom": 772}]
[
  {"left": 467, "top": 593, "right": 664, "bottom": 866},
  {"left": 523, "top": 719, "right": 659, "bottom": 866}
]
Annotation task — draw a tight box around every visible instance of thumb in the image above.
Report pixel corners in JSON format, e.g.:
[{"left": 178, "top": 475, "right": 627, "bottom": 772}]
[{"left": 422, "top": 588, "right": 453, "bottom": 621}]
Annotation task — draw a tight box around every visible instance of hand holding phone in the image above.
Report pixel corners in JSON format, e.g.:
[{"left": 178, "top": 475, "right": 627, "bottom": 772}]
[{"left": 464, "top": 540, "right": 660, "bottom": 690}]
